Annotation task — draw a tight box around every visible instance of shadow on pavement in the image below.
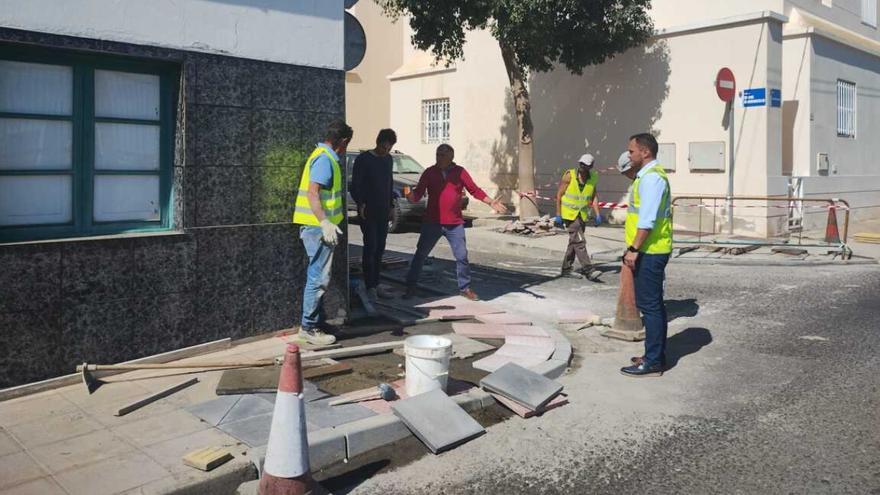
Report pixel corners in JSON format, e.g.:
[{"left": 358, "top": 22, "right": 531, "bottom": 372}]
[
  {"left": 666, "top": 327, "right": 712, "bottom": 370},
  {"left": 666, "top": 298, "right": 700, "bottom": 321}
]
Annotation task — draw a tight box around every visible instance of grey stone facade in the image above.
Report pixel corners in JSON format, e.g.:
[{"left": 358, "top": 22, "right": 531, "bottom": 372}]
[{"left": 0, "top": 28, "right": 348, "bottom": 387}]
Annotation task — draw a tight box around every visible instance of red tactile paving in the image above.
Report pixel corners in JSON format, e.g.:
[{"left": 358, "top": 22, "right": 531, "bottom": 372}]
[
  {"left": 490, "top": 392, "right": 569, "bottom": 418},
  {"left": 452, "top": 323, "right": 549, "bottom": 339},
  {"left": 475, "top": 313, "right": 534, "bottom": 325}
]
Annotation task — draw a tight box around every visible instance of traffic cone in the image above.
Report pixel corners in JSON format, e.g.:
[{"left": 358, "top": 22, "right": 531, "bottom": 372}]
[
  {"left": 259, "top": 344, "right": 315, "bottom": 495},
  {"left": 602, "top": 262, "right": 646, "bottom": 341},
  {"left": 824, "top": 206, "right": 841, "bottom": 244}
]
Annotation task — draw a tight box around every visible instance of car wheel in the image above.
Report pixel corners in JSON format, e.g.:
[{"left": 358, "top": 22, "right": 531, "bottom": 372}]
[{"left": 388, "top": 199, "right": 403, "bottom": 233}]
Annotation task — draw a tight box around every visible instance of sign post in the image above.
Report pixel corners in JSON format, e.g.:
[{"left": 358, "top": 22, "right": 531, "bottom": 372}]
[{"left": 715, "top": 68, "right": 736, "bottom": 234}]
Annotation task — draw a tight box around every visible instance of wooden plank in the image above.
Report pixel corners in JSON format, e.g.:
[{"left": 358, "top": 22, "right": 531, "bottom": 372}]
[
  {"left": 0, "top": 338, "right": 231, "bottom": 402},
  {"left": 115, "top": 378, "right": 199, "bottom": 416},
  {"left": 373, "top": 301, "right": 427, "bottom": 318},
  {"left": 301, "top": 341, "right": 405, "bottom": 361}
]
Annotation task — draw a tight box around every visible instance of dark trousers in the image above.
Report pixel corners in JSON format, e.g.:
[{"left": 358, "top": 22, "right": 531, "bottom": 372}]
[
  {"left": 561, "top": 216, "right": 592, "bottom": 272},
  {"left": 634, "top": 253, "right": 670, "bottom": 367},
  {"left": 406, "top": 223, "right": 471, "bottom": 291},
  {"left": 360, "top": 218, "right": 389, "bottom": 289}
]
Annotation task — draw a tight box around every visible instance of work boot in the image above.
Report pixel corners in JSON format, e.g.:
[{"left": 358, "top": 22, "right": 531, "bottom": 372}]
[
  {"left": 581, "top": 268, "right": 602, "bottom": 282},
  {"left": 460, "top": 288, "right": 480, "bottom": 301},
  {"left": 402, "top": 286, "right": 417, "bottom": 300},
  {"left": 375, "top": 286, "right": 395, "bottom": 299},
  {"left": 560, "top": 269, "right": 584, "bottom": 279},
  {"left": 298, "top": 327, "right": 336, "bottom": 345}
]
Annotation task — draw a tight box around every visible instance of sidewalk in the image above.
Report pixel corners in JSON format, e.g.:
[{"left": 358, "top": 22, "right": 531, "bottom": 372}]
[
  {"left": 0, "top": 290, "right": 572, "bottom": 495},
  {"left": 464, "top": 215, "right": 879, "bottom": 265}
]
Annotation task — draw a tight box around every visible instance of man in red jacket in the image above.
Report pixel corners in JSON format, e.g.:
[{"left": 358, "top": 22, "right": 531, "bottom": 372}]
[{"left": 404, "top": 144, "right": 508, "bottom": 300}]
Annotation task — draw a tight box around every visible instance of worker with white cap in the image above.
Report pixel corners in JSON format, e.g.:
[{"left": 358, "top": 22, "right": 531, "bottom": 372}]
[{"left": 554, "top": 153, "right": 603, "bottom": 280}]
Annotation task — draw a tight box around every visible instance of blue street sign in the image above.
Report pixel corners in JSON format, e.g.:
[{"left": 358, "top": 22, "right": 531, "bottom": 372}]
[
  {"left": 742, "top": 88, "right": 767, "bottom": 107},
  {"left": 770, "top": 88, "right": 781, "bottom": 108}
]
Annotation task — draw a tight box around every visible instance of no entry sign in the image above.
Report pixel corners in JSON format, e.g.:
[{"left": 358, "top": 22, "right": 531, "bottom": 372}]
[{"left": 715, "top": 68, "right": 736, "bottom": 102}]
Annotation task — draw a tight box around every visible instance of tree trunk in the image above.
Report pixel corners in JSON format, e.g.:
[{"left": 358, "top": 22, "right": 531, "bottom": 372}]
[{"left": 500, "top": 42, "right": 539, "bottom": 219}]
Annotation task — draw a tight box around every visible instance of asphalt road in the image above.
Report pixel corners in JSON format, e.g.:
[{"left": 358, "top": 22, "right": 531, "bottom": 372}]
[{"left": 343, "top": 227, "right": 880, "bottom": 495}]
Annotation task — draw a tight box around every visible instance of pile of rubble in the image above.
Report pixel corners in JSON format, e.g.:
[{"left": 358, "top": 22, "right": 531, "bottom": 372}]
[{"left": 500, "top": 215, "right": 562, "bottom": 237}]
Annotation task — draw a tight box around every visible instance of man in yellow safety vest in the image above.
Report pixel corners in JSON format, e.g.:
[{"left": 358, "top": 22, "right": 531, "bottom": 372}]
[
  {"left": 292, "top": 121, "right": 353, "bottom": 345},
  {"left": 554, "top": 153, "right": 603, "bottom": 281},
  {"left": 618, "top": 133, "right": 673, "bottom": 378}
]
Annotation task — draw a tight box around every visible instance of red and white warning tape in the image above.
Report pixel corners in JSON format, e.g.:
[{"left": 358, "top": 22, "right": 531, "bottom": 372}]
[{"left": 674, "top": 203, "right": 848, "bottom": 210}]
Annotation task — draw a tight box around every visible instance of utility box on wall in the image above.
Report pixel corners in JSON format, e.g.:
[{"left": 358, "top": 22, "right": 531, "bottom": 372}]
[
  {"left": 658, "top": 143, "right": 676, "bottom": 172},
  {"left": 688, "top": 141, "right": 725, "bottom": 171}
]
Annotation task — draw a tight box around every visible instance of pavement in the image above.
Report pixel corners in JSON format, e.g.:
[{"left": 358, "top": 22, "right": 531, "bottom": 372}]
[{"left": 0, "top": 266, "right": 570, "bottom": 495}]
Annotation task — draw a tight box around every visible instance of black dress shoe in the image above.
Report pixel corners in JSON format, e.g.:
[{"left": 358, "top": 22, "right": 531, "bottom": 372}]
[{"left": 620, "top": 362, "right": 664, "bottom": 377}]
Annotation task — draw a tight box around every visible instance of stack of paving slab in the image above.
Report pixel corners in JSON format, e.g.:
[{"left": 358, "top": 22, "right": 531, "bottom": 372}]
[
  {"left": 452, "top": 322, "right": 555, "bottom": 372},
  {"left": 480, "top": 363, "right": 566, "bottom": 418}
]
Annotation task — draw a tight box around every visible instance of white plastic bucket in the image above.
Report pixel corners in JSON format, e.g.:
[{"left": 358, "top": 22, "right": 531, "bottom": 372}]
[{"left": 404, "top": 335, "right": 452, "bottom": 397}]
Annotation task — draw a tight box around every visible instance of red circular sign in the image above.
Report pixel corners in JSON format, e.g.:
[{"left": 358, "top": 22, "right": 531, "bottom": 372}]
[{"left": 715, "top": 68, "right": 736, "bottom": 102}]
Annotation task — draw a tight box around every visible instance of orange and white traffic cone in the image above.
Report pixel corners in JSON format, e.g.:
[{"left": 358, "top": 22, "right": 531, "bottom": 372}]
[
  {"left": 602, "top": 261, "right": 646, "bottom": 341},
  {"left": 258, "top": 344, "right": 315, "bottom": 495},
  {"left": 824, "top": 206, "right": 841, "bottom": 244}
]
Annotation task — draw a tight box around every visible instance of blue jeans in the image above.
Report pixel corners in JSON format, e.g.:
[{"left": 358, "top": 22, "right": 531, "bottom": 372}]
[
  {"left": 406, "top": 223, "right": 471, "bottom": 291},
  {"left": 300, "top": 226, "right": 335, "bottom": 328},
  {"left": 634, "top": 253, "right": 670, "bottom": 367}
]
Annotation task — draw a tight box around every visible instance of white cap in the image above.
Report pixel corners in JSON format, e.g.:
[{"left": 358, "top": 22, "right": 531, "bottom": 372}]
[
  {"left": 578, "top": 153, "right": 595, "bottom": 166},
  {"left": 617, "top": 151, "right": 633, "bottom": 173}
]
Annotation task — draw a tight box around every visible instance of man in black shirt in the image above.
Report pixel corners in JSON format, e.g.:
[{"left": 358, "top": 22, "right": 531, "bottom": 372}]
[{"left": 350, "top": 129, "right": 397, "bottom": 301}]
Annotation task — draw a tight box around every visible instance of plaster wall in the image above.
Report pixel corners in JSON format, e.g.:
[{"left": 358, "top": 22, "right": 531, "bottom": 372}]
[
  {"left": 0, "top": 0, "right": 345, "bottom": 69},
  {"left": 345, "top": 0, "right": 404, "bottom": 150}
]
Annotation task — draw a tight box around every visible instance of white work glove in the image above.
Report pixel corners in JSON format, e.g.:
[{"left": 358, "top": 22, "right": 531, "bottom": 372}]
[{"left": 319, "top": 218, "right": 343, "bottom": 246}]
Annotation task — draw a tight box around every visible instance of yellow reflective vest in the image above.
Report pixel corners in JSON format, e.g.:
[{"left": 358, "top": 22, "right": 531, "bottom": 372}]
[
  {"left": 625, "top": 166, "right": 673, "bottom": 254},
  {"left": 292, "top": 146, "right": 344, "bottom": 226},
  {"left": 560, "top": 169, "right": 598, "bottom": 221}
]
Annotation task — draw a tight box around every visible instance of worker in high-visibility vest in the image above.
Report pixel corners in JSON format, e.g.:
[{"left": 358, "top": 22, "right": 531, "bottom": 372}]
[
  {"left": 292, "top": 121, "right": 353, "bottom": 345},
  {"left": 617, "top": 133, "right": 673, "bottom": 378},
  {"left": 553, "top": 153, "right": 603, "bottom": 281}
]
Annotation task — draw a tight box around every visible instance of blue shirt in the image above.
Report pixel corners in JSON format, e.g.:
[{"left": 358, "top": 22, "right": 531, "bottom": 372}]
[
  {"left": 635, "top": 160, "right": 668, "bottom": 230},
  {"left": 309, "top": 143, "right": 338, "bottom": 188}
]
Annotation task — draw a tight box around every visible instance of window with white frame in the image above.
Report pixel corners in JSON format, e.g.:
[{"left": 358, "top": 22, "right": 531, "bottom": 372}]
[
  {"left": 862, "top": 0, "right": 878, "bottom": 27},
  {"left": 422, "top": 98, "right": 450, "bottom": 144},
  {"left": 836, "top": 79, "right": 856, "bottom": 138},
  {"left": 0, "top": 48, "right": 174, "bottom": 242}
]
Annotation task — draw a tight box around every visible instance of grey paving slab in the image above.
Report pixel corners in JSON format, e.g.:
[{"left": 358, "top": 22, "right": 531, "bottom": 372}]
[
  {"left": 305, "top": 396, "right": 377, "bottom": 429},
  {"left": 0, "top": 427, "right": 22, "bottom": 457},
  {"left": 391, "top": 389, "right": 485, "bottom": 454},
  {"left": 480, "top": 362, "right": 563, "bottom": 411},
  {"left": 186, "top": 395, "right": 243, "bottom": 426},
  {"left": 216, "top": 413, "right": 272, "bottom": 447},
  {"left": 54, "top": 451, "right": 169, "bottom": 495},
  {"left": 218, "top": 395, "right": 274, "bottom": 425}
]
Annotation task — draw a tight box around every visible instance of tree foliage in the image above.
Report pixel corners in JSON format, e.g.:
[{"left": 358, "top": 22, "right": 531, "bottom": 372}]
[{"left": 377, "top": 0, "right": 654, "bottom": 75}]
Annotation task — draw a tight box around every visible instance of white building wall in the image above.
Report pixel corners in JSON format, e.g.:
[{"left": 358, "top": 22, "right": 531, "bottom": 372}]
[
  {"left": 804, "top": 35, "right": 880, "bottom": 227},
  {"left": 0, "top": 0, "right": 344, "bottom": 69}
]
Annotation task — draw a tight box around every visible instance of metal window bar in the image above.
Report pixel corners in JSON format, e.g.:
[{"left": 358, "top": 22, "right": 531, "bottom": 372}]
[
  {"left": 422, "top": 98, "right": 449, "bottom": 143},
  {"left": 837, "top": 80, "right": 856, "bottom": 138}
]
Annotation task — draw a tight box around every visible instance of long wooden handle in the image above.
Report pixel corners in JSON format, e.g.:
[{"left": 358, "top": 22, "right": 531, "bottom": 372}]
[{"left": 77, "top": 361, "right": 275, "bottom": 372}]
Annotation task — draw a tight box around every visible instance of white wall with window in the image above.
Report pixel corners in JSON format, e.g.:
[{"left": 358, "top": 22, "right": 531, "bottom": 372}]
[
  {"left": 422, "top": 98, "right": 450, "bottom": 144},
  {"left": 0, "top": 49, "right": 174, "bottom": 242}
]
